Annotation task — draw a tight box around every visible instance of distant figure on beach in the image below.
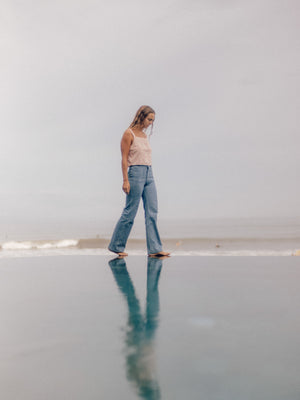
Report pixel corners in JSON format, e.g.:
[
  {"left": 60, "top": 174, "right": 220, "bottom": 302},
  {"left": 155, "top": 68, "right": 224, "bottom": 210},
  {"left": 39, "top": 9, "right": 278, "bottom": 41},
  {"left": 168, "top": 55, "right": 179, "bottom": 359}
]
[{"left": 108, "top": 105, "right": 170, "bottom": 257}]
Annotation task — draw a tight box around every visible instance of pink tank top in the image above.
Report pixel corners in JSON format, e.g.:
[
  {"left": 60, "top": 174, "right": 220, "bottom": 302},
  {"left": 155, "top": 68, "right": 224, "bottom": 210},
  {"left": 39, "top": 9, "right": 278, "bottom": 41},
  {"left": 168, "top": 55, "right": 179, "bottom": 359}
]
[{"left": 127, "top": 129, "right": 152, "bottom": 166}]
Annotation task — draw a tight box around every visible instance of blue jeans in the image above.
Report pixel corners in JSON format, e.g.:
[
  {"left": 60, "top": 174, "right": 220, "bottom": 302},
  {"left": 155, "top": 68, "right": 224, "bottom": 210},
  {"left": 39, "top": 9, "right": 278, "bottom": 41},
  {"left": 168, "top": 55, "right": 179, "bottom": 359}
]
[{"left": 109, "top": 165, "right": 163, "bottom": 254}]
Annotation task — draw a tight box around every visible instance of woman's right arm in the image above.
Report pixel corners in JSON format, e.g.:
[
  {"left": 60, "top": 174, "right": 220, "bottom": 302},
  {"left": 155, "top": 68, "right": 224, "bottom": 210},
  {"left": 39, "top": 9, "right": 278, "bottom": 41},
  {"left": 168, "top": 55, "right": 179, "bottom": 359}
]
[{"left": 121, "top": 130, "right": 132, "bottom": 194}]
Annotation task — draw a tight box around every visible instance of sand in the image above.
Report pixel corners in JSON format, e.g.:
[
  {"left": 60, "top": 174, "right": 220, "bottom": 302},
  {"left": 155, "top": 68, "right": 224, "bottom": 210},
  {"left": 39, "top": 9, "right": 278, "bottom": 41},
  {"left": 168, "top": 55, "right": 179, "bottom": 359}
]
[{"left": 0, "top": 256, "right": 299, "bottom": 400}]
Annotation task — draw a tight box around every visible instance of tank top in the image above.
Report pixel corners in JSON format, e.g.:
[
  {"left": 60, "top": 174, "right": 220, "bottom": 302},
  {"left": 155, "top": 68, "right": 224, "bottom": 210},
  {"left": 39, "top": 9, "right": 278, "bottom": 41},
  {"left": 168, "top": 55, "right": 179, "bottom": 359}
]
[{"left": 127, "top": 128, "right": 152, "bottom": 166}]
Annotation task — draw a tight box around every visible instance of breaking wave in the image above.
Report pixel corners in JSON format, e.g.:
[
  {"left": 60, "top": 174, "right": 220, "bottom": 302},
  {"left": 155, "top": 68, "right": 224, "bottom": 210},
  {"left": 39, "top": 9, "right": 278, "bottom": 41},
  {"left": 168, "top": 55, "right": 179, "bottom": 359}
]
[{"left": 1, "top": 239, "right": 79, "bottom": 251}]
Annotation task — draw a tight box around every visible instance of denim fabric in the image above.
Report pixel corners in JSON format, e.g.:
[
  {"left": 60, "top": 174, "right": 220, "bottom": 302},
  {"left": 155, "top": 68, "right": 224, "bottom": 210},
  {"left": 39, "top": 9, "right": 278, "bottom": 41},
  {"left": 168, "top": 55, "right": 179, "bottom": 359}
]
[{"left": 109, "top": 166, "right": 163, "bottom": 254}]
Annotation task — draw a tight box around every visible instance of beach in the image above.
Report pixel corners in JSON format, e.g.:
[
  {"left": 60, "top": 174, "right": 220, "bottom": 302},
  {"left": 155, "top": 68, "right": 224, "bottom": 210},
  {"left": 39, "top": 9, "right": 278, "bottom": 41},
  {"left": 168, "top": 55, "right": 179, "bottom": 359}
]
[
  {"left": 1, "top": 217, "right": 300, "bottom": 257},
  {"left": 0, "top": 255, "right": 299, "bottom": 399}
]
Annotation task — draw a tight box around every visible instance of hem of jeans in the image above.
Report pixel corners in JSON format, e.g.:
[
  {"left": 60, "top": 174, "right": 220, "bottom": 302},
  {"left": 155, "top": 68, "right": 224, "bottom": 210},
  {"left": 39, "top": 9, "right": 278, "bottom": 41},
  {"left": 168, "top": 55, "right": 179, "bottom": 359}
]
[
  {"left": 108, "top": 247, "right": 125, "bottom": 254},
  {"left": 147, "top": 249, "right": 163, "bottom": 255}
]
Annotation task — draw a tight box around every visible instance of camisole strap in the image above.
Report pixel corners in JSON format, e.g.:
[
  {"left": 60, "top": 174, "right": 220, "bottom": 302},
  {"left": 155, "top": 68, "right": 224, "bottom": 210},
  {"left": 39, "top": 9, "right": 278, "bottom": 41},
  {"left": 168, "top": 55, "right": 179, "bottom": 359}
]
[{"left": 129, "top": 128, "right": 135, "bottom": 138}]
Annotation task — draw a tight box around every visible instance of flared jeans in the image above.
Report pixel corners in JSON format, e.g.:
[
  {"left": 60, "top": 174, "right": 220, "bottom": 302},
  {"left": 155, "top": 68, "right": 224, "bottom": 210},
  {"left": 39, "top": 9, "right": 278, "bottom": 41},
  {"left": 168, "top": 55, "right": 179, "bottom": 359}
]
[{"left": 109, "top": 165, "right": 163, "bottom": 255}]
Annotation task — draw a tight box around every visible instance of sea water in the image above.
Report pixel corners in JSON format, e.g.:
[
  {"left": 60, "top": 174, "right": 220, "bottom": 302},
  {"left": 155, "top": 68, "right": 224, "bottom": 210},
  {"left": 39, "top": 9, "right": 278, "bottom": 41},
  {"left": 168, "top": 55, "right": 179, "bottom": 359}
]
[{"left": 1, "top": 256, "right": 300, "bottom": 399}]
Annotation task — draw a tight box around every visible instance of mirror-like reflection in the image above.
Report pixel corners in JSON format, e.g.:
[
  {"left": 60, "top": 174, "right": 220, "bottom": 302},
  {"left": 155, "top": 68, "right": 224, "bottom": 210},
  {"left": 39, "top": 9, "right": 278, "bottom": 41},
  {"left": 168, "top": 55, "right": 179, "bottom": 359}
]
[{"left": 108, "top": 257, "right": 163, "bottom": 400}]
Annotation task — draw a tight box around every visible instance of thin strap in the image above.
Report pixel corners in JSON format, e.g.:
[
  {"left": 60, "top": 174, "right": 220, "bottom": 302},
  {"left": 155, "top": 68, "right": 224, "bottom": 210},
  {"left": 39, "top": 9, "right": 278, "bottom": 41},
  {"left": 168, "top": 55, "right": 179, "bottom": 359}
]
[{"left": 129, "top": 128, "right": 135, "bottom": 138}]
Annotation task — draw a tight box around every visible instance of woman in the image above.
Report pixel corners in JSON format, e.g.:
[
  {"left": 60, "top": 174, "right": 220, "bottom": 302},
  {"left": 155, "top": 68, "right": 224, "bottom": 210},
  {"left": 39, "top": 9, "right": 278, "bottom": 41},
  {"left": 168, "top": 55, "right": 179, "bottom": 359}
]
[{"left": 108, "top": 105, "right": 170, "bottom": 258}]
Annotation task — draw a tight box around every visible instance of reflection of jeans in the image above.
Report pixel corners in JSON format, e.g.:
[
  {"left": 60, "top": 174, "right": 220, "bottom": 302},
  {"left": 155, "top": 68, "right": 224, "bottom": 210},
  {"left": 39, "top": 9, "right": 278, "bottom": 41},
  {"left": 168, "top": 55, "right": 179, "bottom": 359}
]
[
  {"left": 109, "top": 166, "right": 163, "bottom": 254},
  {"left": 108, "top": 257, "right": 162, "bottom": 400},
  {"left": 108, "top": 257, "right": 162, "bottom": 342}
]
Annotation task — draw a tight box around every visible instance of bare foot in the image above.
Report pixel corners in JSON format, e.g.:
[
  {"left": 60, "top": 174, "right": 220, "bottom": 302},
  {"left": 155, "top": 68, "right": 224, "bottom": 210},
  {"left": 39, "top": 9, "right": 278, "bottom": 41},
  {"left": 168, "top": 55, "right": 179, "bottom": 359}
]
[
  {"left": 117, "top": 252, "right": 128, "bottom": 258},
  {"left": 149, "top": 251, "right": 170, "bottom": 258}
]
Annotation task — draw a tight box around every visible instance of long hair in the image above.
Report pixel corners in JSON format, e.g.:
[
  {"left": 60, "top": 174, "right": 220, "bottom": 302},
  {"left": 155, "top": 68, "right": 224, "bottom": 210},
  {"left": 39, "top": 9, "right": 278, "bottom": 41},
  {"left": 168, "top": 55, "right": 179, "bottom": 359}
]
[{"left": 129, "top": 105, "right": 155, "bottom": 136}]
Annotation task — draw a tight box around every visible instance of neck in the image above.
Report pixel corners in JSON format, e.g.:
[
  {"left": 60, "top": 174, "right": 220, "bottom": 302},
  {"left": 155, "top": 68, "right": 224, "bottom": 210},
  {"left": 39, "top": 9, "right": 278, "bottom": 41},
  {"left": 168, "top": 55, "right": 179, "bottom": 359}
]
[{"left": 134, "top": 124, "right": 145, "bottom": 132}]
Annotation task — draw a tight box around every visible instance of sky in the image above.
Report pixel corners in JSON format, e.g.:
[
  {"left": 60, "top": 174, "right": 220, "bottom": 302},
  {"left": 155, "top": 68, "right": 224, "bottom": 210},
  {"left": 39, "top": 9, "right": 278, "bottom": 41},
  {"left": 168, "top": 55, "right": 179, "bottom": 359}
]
[{"left": 1, "top": 0, "right": 299, "bottom": 227}]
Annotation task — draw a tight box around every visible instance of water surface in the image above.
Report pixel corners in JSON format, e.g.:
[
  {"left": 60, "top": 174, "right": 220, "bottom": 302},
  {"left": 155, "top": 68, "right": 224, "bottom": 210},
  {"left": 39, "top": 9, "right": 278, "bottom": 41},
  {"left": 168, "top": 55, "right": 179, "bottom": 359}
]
[{"left": 0, "top": 256, "right": 299, "bottom": 399}]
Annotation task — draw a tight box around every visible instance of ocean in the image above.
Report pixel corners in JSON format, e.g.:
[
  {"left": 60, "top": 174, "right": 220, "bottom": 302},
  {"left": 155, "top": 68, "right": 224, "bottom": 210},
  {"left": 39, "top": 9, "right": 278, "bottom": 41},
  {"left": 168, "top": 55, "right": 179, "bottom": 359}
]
[{"left": 0, "top": 217, "right": 299, "bottom": 257}]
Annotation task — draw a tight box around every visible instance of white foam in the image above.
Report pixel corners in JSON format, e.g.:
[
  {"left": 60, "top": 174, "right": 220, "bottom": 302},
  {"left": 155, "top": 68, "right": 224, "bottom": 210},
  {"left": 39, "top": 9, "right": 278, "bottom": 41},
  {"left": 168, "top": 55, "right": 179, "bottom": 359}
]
[
  {"left": 1, "top": 239, "right": 78, "bottom": 251},
  {"left": 0, "top": 248, "right": 110, "bottom": 259},
  {"left": 39, "top": 240, "right": 79, "bottom": 249},
  {"left": 2, "top": 241, "right": 33, "bottom": 250}
]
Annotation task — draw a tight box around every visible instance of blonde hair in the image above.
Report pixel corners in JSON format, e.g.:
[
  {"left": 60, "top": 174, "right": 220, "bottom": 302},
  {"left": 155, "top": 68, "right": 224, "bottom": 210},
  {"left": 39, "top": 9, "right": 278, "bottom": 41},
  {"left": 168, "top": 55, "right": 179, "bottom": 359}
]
[{"left": 129, "top": 105, "right": 155, "bottom": 135}]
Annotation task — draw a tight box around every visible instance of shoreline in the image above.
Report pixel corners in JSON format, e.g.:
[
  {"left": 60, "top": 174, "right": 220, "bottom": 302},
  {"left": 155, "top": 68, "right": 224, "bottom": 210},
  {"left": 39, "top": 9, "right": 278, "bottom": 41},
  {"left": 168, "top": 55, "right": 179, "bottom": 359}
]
[
  {"left": 0, "top": 249, "right": 299, "bottom": 259},
  {"left": 0, "top": 237, "right": 299, "bottom": 257}
]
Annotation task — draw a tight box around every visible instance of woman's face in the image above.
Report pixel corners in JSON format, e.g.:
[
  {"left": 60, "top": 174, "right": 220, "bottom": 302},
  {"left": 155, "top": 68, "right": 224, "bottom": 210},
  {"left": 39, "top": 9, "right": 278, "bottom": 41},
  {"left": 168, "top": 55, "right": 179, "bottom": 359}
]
[{"left": 143, "top": 113, "right": 155, "bottom": 129}]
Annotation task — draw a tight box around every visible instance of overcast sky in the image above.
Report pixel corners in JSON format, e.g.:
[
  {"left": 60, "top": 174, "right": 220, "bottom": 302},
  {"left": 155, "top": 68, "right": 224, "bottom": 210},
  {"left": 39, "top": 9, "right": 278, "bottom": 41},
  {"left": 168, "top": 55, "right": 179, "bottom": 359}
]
[{"left": 1, "top": 0, "right": 299, "bottom": 225}]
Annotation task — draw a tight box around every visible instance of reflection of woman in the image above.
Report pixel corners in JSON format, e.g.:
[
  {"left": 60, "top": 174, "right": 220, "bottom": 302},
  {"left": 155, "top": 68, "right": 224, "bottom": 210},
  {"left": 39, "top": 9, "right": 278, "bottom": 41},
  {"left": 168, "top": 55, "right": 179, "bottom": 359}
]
[
  {"left": 108, "top": 105, "right": 170, "bottom": 257},
  {"left": 108, "top": 257, "right": 163, "bottom": 399}
]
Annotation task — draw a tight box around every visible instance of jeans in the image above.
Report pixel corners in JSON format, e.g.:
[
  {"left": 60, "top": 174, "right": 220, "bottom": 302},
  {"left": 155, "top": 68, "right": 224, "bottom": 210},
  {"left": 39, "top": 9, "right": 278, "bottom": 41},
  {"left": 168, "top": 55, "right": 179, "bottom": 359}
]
[{"left": 109, "top": 165, "right": 163, "bottom": 254}]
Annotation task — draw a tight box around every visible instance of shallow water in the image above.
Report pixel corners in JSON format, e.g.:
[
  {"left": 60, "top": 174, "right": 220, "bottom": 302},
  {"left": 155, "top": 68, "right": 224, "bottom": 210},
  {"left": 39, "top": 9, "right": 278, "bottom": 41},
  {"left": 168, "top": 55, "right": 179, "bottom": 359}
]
[{"left": 0, "top": 256, "right": 299, "bottom": 399}]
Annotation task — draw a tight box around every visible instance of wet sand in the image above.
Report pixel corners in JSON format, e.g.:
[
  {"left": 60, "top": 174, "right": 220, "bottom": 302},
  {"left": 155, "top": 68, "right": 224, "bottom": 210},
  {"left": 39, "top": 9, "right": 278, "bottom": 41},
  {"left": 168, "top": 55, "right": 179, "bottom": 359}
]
[{"left": 0, "top": 256, "right": 299, "bottom": 399}]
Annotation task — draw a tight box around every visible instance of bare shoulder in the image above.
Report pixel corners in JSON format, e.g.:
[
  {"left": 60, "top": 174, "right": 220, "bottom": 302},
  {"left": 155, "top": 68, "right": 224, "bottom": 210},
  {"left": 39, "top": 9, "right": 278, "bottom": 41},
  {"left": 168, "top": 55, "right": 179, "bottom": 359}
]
[
  {"left": 121, "top": 129, "right": 133, "bottom": 147},
  {"left": 124, "top": 128, "right": 133, "bottom": 136},
  {"left": 122, "top": 129, "right": 133, "bottom": 142}
]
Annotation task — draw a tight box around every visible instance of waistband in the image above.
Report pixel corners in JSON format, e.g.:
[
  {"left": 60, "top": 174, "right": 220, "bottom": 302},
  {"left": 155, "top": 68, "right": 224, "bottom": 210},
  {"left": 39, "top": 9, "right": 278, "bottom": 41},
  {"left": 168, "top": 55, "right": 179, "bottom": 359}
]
[{"left": 128, "top": 165, "right": 152, "bottom": 169}]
